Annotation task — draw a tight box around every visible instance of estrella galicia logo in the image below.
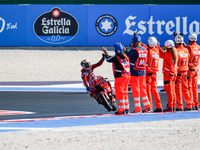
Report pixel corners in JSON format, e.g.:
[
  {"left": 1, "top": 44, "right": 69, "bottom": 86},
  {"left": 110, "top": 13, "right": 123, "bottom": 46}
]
[
  {"left": 34, "top": 8, "right": 79, "bottom": 44},
  {"left": 95, "top": 14, "right": 117, "bottom": 37}
]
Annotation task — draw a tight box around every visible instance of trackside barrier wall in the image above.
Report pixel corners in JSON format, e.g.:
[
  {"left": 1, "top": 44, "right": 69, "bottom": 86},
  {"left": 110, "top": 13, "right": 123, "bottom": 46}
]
[
  {"left": 0, "top": 5, "right": 200, "bottom": 46},
  {"left": 1, "top": 0, "right": 200, "bottom": 5}
]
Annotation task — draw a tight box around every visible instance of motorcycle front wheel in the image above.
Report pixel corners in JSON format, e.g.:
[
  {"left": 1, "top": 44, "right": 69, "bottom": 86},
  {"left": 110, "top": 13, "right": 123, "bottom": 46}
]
[
  {"left": 111, "top": 100, "right": 117, "bottom": 111},
  {"left": 99, "top": 93, "right": 113, "bottom": 111}
]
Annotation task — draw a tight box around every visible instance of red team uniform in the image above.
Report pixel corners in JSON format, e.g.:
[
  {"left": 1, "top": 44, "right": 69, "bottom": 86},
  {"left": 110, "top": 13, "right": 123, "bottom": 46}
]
[
  {"left": 146, "top": 37, "right": 162, "bottom": 112},
  {"left": 81, "top": 33, "right": 199, "bottom": 114},
  {"left": 159, "top": 40, "right": 177, "bottom": 111},
  {"left": 175, "top": 35, "right": 192, "bottom": 111},
  {"left": 104, "top": 43, "right": 131, "bottom": 114},
  {"left": 125, "top": 35, "right": 151, "bottom": 113},
  {"left": 186, "top": 33, "right": 200, "bottom": 110}
]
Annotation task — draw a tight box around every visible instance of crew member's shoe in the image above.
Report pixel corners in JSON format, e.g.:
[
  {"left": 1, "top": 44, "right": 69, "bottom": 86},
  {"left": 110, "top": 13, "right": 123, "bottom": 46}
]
[
  {"left": 176, "top": 108, "right": 183, "bottom": 111},
  {"left": 160, "top": 89, "right": 165, "bottom": 92},
  {"left": 115, "top": 110, "right": 129, "bottom": 115},
  {"left": 154, "top": 108, "right": 163, "bottom": 112},
  {"left": 194, "top": 106, "right": 200, "bottom": 110},
  {"left": 124, "top": 109, "right": 130, "bottom": 114},
  {"left": 132, "top": 110, "right": 142, "bottom": 113},
  {"left": 164, "top": 106, "right": 174, "bottom": 112},
  {"left": 143, "top": 108, "right": 153, "bottom": 113},
  {"left": 184, "top": 107, "right": 193, "bottom": 111},
  {"left": 114, "top": 111, "right": 125, "bottom": 115}
]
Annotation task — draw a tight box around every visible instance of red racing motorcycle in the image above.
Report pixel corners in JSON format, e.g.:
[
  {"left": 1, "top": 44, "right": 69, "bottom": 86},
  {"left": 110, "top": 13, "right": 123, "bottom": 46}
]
[{"left": 88, "top": 76, "right": 117, "bottom": 111}]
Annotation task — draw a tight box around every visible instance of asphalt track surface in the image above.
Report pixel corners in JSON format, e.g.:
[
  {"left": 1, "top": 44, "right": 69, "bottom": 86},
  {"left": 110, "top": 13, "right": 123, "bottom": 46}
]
[
  {"left": 1, "top": 90, "right": 200, "bottom": 133},
  {"left": 0, "top": 91, "right": 186, "bottom": 121}
]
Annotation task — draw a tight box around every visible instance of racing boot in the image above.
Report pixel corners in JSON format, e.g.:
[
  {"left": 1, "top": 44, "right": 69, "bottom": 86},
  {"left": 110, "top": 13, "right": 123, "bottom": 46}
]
[{"left": 95, "top": 98, "right": 102, "bottom": 105}]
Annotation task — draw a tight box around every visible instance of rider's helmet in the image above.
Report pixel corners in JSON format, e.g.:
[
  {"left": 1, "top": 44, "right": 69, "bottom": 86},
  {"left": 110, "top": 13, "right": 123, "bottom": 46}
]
[
  {"left": 175, "top": 34, "right": 184, "bottom": 44},
  {"left": 80, "top": 59, "right": 91, "bottom": 70},
  {"left": 148, "top": 37, "right": 157, "bottom": 47},
  {"left": 165, "top": 40, "right": 175, "bottom": 49},
  {"left": 114, "top": 43, "right": 123, "bottom": 54},
  {"left": 188, "top": 32, "right": 197, "bottom": 41}
]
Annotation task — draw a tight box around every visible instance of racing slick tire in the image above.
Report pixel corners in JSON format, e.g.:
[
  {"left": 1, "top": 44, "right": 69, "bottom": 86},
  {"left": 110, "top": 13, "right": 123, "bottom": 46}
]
[{"left": 99, "top": 93, "right": 113, "bottom": 111}]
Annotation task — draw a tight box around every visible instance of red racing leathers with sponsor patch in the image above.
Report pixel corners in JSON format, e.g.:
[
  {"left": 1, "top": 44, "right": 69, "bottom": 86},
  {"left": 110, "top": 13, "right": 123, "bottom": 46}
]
[
  {"left": 146, "top": 46, "right": 162, "bottom": 110},
  {"left": 186, "top": 42, "right": 200, "bottom": 108},
  {"left": 175, "top": 45, "right": 192, "bottom": 110},
  {"left": 159, "top": 47, "right": 177, "bottom": 109},
  {"left": 81, "top": 57, "right": 104, "bottom": 89},
  {"left": 105, "top": 53, "right": 131, "bottom": 114}
]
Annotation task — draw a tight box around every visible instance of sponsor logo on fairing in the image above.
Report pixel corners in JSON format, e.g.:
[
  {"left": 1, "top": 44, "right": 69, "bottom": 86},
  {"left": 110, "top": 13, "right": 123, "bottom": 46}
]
[
  {"left": 34, "top": 8, "right": 79, "bottom": 44},
  {"left": 96, "top": 14, "right": 117, "bottom": 37}
]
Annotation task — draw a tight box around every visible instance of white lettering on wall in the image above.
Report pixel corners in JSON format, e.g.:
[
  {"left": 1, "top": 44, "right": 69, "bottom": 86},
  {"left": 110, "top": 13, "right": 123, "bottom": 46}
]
[
  {"left": 182, "top": 17, "right": 188, "bottom": 35},
  {"left": 189, "top": 21, "right": 199, "bottom": 34},
  {"left": 156, "top": 20, "right": 165, "bottom": 35},
  {"left": 123, "top": 15, "right": 200, "bottom": 36},
  {"left": 123, "top": 15, "right": 137, "bottom": 35},
  {"left": 6, "top": 22, "right": 17, "bottom": 30},
  {"left": 138, "top": 20, "right": 146, "bottom": 34},
  {"left": 175, "top": 17, "right": 180, "bottom": 34},
  {"left": 0, "top": 17, "right": 5, "bottom": 33},
  {"left": 165, "top": 21, "right": 175, "bottom": 35},
  {"left": 147, "top": 16, "right": 155, "bottom": 35}
]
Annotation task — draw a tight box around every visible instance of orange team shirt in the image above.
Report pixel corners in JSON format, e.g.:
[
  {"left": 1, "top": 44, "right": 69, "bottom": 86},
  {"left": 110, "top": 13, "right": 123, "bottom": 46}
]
[
  {"left": 186, "top": 42, "right": 200, "bottom": 69},
  {"left": 159, "top": 47, "right": 177, "bottom": 75},
  {"left": 146, "top": 47, "right": 159, "bottom": 73},
  {"left": 141, "top": 43, "right": 148, "bottom": 49},
  {"left": 176, "top": 45, "right": 190, "bottom": 72}
]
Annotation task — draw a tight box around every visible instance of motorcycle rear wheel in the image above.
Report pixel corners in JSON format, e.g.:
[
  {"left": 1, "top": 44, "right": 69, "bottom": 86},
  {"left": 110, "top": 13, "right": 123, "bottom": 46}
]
[{"left": 99, "top": 93, "right": 113, "bottom": 111}]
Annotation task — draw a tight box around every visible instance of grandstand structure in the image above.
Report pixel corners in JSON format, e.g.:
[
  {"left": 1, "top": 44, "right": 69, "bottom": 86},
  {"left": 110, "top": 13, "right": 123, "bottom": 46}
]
[{"left": 0, "top": 0, "right": 200, "bottom": 4}]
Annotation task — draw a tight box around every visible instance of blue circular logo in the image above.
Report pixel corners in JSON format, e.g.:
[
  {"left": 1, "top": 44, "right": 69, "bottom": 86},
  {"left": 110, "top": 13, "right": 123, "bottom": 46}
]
[{"left": 96, "top": 14, "right": 117, "bottom": 37}]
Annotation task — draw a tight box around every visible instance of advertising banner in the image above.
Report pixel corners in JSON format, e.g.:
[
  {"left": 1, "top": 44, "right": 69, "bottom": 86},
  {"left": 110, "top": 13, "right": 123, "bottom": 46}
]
[
  {"left": 150, "top": 5, "right": 200, "bottom": 46},
  {"left": 88, "top": 5, "right": 150, "bottom": 46},
  {"left": 26, "top": 5, "right": 87, "bottom": 46},
  {"left": 0, "top": 5, "right": 26, "bottom": 46},
  {"left": 88, "top": 5, "right": 200, "bottom": 46},
  {"left": 0, "top": 5, "right": 200, "bottom": 46}
]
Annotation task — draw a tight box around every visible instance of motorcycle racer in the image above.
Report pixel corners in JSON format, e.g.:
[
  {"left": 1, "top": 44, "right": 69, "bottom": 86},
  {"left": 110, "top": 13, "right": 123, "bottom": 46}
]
[{"left": 81, "top": 56, "right": 105, "bottom": 91}]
